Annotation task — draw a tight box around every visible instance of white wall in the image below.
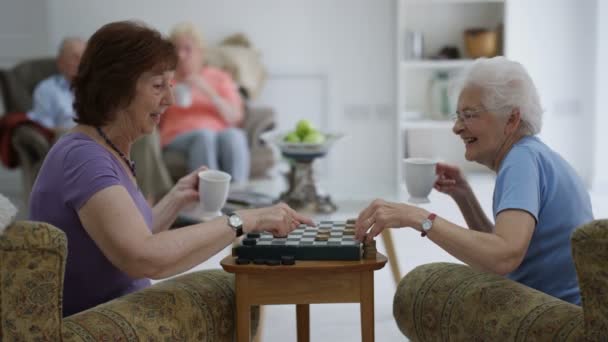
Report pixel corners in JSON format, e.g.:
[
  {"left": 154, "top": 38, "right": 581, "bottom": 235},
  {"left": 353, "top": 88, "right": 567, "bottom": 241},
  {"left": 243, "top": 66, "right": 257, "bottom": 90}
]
[
  {"left": 593, "top": 0, "right": 608, "bottom": 192},
  {"left": 506, "top": 0, "right": 597, "bottom": 187},
  {"left": 9, "top": 0, "right": 397, "bottom": 199},
  {"left": 0, "top": 0, "right": 50, "bottom": 67}
]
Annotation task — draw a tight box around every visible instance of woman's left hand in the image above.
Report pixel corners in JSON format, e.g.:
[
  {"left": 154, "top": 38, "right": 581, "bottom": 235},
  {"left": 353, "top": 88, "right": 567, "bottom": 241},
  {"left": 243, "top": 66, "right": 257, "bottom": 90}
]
[
  {"left": 354, "top": 199, "right": 427, "bottom": 241},
  {"left": 169, "top": 166, "right": 207, "bottom": 209}
]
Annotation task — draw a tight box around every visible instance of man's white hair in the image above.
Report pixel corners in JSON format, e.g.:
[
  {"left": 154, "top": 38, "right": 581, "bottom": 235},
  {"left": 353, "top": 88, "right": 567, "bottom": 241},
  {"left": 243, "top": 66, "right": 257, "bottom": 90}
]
[{"left": 461, "top": 56, "right": 544, "bottom": 135}]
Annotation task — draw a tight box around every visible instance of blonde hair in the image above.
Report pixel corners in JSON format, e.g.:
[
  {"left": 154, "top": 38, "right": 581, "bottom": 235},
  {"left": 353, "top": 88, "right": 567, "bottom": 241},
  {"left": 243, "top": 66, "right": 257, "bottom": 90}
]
[{"left": 169, "top": 22, "right": 206, "bottom": 50}]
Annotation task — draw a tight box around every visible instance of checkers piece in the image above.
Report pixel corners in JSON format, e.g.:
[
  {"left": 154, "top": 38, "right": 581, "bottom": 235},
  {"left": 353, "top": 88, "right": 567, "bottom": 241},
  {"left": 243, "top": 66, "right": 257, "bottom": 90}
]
[
  {"left": 281, "top": 255, "right": 296, "bottom": 265},
  {"left": 265, "top": 259, "right": 281, "bottom": 266},
  {"left": 247, "top": 233, "right": 261, "bottom": 239},
  {"left": 363, "top": 239, "right": 377, "bottom": 260},
  {"left": 242, "top": 238, "right": 257, "bottom": 246},
  {"left": 346, "top": 218, "right": 357, "bottom": 225},
  {"left": 253, "top": 259, "right": 266, "bottom": 265},
  {"left": 235, "top": 257, "right": 251, "bottom": 265}
]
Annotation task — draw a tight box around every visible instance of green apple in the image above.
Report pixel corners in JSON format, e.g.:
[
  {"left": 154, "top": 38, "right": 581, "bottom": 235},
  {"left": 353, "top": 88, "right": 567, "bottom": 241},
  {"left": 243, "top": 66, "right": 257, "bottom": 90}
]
[
  {"left": 302, "top": 131, "right": 326, "bottom": 144},
  {"left": 284, "top": 131, "right": 301, "bottom": 143},
  {"left": 295, "top": 119, "right": 314, "bottom": 139}
]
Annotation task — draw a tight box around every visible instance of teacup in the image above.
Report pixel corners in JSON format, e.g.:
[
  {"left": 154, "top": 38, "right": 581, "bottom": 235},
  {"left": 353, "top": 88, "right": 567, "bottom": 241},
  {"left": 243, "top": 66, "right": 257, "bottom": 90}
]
[
  {"left": 403, "top": 158, "right": 437, "bottom": 204},
  {"left": 198, "top": 170, "right": 231, "bottom": 221},
  {"left": 174, "top": 83, "right": 192, "bottom": 107}
]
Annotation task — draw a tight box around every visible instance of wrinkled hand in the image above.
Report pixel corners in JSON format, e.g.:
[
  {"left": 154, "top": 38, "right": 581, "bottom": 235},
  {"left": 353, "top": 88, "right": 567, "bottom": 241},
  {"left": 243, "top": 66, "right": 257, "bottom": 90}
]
[
  {"left": 355, "top": 199, "right": 426, "bottom": 242},
  {"left": 185, "top": 74, "right": 214, "bottom": 95},
  {"left": 168, "top": 166, "right": 207, "bottom": 209},
  {"left": 238, "top": 203, "right": 315, "bottom": 237},
  {"left": 434, "top": 162, "right": 471, "bottom": 199}
]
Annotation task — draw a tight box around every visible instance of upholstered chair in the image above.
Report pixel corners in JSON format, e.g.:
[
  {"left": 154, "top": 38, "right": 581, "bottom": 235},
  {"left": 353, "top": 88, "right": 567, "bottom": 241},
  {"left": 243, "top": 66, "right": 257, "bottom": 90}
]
[
  {"left": 0, "top": 220, "right": 258, "bottom": 340},
  {"left": 393, "top": 219, "right": 608, "bottom": 341}
]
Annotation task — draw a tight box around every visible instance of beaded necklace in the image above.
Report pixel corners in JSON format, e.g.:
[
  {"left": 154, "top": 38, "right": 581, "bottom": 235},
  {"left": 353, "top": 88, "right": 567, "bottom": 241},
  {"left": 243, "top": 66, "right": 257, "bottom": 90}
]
[{"left": 95, "top": 127, "right": 136, "bottom": 178}]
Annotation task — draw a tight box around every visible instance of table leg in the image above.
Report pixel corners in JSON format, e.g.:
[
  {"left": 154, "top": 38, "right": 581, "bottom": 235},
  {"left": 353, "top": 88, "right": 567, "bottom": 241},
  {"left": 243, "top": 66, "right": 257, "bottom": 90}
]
[
  {"left": 381, "top": 229, "right": 402, "bottom": 286},
  {"left": 235, "top": 274, "right": 251, "bottom": 342},
  {"left": 296, "top": 304, "right": 310, "bottom": 342},
  {"left": 360, "top": 272, "right": 374, "bottom": 342}
]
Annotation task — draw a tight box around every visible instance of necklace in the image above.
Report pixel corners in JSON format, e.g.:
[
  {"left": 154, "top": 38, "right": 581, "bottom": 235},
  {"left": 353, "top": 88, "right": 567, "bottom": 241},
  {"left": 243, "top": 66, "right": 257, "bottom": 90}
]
[{"left": 95, "top": 127, "right": 137, "bottom": 178}]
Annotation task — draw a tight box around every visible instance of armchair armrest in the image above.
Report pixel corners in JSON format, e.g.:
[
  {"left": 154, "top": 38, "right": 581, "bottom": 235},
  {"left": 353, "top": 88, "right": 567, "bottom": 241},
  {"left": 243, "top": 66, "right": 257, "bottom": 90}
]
[
  {"left": 242, "top": 106, "right": 275, "bottom": 149},
  {"left": 63, "top": 270, "right": 258, "bottom": 341},
  {"left": 0, "top": 221, "right": 67, "bottom": 341},
  {"left": 571, "top": 219, "right": 608, "bottom": 339},
  {"left": 11, "top": 124, "right": 52, "bottom": 170},
  {"left": 393, "top": 262, "right": 583, "bottom": 341}
]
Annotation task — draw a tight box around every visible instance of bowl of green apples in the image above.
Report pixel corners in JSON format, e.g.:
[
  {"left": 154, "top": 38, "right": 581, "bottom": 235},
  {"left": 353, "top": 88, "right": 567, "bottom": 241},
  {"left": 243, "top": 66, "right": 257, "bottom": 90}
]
[{"left": 262, "top": 120, "right": 343, "bottom": 157}]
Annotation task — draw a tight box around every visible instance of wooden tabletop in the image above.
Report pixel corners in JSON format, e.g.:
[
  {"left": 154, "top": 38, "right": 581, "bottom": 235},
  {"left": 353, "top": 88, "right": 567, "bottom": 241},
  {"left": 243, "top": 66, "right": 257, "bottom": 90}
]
[{"left": 221, "top": 253, "right": 387, "bottom": 274}]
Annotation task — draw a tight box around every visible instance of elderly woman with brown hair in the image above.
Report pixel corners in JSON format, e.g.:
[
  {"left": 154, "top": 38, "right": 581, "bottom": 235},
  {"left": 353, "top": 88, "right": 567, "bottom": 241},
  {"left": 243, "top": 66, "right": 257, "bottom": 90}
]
[
  {"left": 28, "top": 20, "right": 312, "bottom": 317},
  {"left": 356, "top": 57, "right": 592, "bottom": 306}
]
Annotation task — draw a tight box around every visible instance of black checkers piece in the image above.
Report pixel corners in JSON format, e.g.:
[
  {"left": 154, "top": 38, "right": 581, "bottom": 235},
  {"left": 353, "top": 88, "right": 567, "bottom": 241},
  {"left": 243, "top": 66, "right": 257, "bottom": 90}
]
[
  {"left": 281, "top": 255, "right": 295, "bottom": 265},
  {"left": 253, "top": 259, "right": 266, "bottom": 265},
  {"left": 235, "top": 257, "right": 251, "bottom": 265},
  {"left": 265, "top": 259, "right": 281, "bottom": 266},
  {"left": 247, "top": 233, "right": 261, "bottom": 239},
  {"left": 242, "top": 238, "right": 257, "bottom": 246}
]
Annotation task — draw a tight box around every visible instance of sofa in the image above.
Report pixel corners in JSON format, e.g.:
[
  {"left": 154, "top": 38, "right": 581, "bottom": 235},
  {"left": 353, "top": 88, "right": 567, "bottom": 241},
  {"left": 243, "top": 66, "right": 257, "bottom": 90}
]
[
  {"left": 393, "top": 219, "right": 608, "bottom": 341},
  {"left": 0, "top": 34, "right": 276, "bottom": 205},
  {"left": 0, "top": 219, "right": 258, "bottom": 340}
]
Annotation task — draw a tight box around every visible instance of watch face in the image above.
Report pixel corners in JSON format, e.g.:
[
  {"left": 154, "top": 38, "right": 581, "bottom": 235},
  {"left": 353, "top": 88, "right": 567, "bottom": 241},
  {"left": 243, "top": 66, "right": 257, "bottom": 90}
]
[
  {"left": 229, "top": 214, "right": 242, "bottom": 227},
  {"left": 422, "top": 219, "right": 432, "bottom": 231}
]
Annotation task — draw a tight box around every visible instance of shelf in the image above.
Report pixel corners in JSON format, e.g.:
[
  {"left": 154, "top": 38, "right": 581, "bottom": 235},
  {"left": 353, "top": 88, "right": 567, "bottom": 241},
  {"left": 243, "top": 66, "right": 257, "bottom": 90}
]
[
  {"left": 400, "top": 119, "right": 454, "bottom": 130},
  {"left": 400, "top": 59, "right": 474, "bottom": 70}
]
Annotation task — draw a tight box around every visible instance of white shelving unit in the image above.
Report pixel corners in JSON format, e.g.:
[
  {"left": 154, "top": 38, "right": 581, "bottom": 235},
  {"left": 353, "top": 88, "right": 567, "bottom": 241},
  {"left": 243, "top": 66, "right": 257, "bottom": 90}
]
[{"left": 395, "top": 0, "right": 505, "bottom": 185}]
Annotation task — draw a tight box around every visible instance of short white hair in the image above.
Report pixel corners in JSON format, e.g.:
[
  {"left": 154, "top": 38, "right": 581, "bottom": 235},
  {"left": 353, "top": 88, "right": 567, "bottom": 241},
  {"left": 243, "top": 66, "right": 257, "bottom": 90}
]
[
  {"left": 461, "top": 56, "right": 543, "bottom": 135},
  {"left": 170, "top": 22, "right": 206, "bottom": 50}
]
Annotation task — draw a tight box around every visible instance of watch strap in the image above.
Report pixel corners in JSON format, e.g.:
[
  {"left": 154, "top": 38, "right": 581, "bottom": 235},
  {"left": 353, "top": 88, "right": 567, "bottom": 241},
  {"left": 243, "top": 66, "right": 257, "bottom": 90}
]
[
  {"left": 226, "top": 211, "right": 244, "bottom": 237},
  {"left": 421, "top": 213, "right": 437, "bottom": 237}
]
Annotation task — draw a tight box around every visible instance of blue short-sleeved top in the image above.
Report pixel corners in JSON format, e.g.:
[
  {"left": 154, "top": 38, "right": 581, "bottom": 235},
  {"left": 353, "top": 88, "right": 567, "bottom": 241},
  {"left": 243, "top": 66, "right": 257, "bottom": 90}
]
[{"left": 493, "top": 135, "right": 592, "bottom": 305}]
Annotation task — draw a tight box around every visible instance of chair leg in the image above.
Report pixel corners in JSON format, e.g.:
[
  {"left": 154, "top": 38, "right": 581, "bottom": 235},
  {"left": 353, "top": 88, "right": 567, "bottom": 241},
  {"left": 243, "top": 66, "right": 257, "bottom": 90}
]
[
  {"left": 381, "top": 229, "right": 402, "bottom": 286},
  {"left": 253, "top": 306, "right": 264, "bottom": 342}
]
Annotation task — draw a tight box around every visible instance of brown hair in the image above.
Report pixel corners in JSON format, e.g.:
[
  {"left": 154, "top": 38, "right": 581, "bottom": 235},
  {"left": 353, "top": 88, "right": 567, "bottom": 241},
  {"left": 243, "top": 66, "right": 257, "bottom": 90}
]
[{"left": 72, "top": 21, "right": 177, "bottom": 126}]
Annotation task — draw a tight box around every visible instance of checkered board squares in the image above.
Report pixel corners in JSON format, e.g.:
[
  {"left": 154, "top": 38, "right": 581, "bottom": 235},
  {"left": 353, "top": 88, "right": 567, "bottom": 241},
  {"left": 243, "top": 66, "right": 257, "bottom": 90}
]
[{"left": 233, "top": 220, "right": 362, "bottom": 261}]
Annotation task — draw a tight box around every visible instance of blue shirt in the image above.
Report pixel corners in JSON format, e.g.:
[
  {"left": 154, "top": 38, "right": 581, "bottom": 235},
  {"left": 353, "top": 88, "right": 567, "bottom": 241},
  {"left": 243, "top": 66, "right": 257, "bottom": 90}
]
[
  {"left": 29, "top": 133, "right": 152, "bottom": 316},
  {"left": 27, "top": 74, "right": 76, "bottom": 129},
  {"left": 493, "top": 136, "right": 592, "bottom": 305}
]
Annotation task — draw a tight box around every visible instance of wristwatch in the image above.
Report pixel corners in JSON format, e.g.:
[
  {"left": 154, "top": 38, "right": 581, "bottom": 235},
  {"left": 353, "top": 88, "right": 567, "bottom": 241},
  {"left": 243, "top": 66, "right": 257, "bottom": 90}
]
[
  {"left": 420, "top": 213, "right": 437, "bottom": 237},
  {"left": 226, "top": 212, "right": 244, "bottom": 237}
]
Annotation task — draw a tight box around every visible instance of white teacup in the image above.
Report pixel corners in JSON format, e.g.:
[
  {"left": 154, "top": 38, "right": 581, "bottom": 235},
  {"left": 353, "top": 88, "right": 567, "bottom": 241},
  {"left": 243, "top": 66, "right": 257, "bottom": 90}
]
[
  {"left": 403, "top": 158, "right": 437, "bottom": 204},
  {"left": 198, "top": 170, "right": 231, "bottom": 221},
  {"left": 174, "top": 83, "right": 192, "bottom": 107}
]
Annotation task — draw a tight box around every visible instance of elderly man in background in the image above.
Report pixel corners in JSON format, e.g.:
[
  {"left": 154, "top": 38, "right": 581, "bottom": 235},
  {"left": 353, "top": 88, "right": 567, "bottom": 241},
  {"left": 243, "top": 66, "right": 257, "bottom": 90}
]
[{"left": 26, "top": 37, "right": 86, "bottom": 136}]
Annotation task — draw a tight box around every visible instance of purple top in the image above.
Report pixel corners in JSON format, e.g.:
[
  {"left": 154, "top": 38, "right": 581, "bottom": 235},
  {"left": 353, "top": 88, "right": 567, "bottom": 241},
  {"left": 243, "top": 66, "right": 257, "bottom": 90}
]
[{"left": 29, "top": 132, "right": 152, "bottom": 317}]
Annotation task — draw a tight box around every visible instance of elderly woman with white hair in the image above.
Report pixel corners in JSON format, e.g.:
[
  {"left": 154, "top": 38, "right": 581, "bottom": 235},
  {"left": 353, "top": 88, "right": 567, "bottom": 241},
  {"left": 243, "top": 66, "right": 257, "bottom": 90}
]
[
  {"left": 355, "top": 56, "right": 592, "bottom": 305},
  {"left": 159, "top": 22, "right": 250, "bottom": 182}
]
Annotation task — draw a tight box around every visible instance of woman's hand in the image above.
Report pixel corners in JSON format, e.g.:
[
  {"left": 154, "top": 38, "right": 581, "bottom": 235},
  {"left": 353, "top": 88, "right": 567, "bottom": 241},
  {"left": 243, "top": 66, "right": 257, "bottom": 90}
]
[
  {"left": 434, "top": 162, "right": 472, "bottom": 200},
  {"left": 238, "top": 203, "right": 315, "bottom": 237},
  {"left": 355, "top": 199, "right": 427, "bottom": 241},
  {"left": 167, "top": 166, "right": 207, "bottom": 209}
]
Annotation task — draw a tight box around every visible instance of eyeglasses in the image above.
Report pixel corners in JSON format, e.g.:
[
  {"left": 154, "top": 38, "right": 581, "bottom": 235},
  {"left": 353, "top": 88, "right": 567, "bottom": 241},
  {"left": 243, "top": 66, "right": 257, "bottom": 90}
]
[{"left": 449, "top": 108, "right": 484, "bottom": 124}]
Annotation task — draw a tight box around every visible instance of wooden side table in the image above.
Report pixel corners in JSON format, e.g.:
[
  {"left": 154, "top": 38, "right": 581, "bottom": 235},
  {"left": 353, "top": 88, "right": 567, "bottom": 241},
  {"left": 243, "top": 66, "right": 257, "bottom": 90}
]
[{"left": 221, "top": 253, "right": 387, "bottom": 342}]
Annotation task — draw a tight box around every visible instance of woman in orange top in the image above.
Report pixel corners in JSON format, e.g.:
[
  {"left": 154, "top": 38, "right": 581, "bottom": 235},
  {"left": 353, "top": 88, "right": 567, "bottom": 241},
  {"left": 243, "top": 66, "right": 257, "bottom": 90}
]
[{"left": 160, "top": 22, "right": 250, "bottom": 182}]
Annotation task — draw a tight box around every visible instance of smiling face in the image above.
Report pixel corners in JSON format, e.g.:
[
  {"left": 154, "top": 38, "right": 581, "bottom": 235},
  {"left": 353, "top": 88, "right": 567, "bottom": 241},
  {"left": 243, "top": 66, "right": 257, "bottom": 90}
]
[
  {"left": 453, "top": 86, "right": 514, "bottom": 170},
  {"left": 123, "top": 70, "right": 175, "bottom": 136},
  {"left": 173, "top": 33, "right": 204, "bottom": 80}
]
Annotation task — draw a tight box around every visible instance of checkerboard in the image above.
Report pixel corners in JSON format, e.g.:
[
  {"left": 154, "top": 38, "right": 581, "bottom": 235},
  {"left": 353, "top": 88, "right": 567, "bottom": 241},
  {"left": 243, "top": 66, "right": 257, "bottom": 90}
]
[{"left": 233, "top": 220, "right": 362, "bottom": 261}]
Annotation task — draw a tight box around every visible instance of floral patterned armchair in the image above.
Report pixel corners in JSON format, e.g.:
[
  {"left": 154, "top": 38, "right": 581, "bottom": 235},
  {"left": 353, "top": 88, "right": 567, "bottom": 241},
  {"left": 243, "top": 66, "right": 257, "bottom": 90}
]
[
  {"left": 0, "top": 220, "right": 258, "bottom": 340},
  {"left": 393, "top": 219, "right": 608, "bottom": 341}
]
